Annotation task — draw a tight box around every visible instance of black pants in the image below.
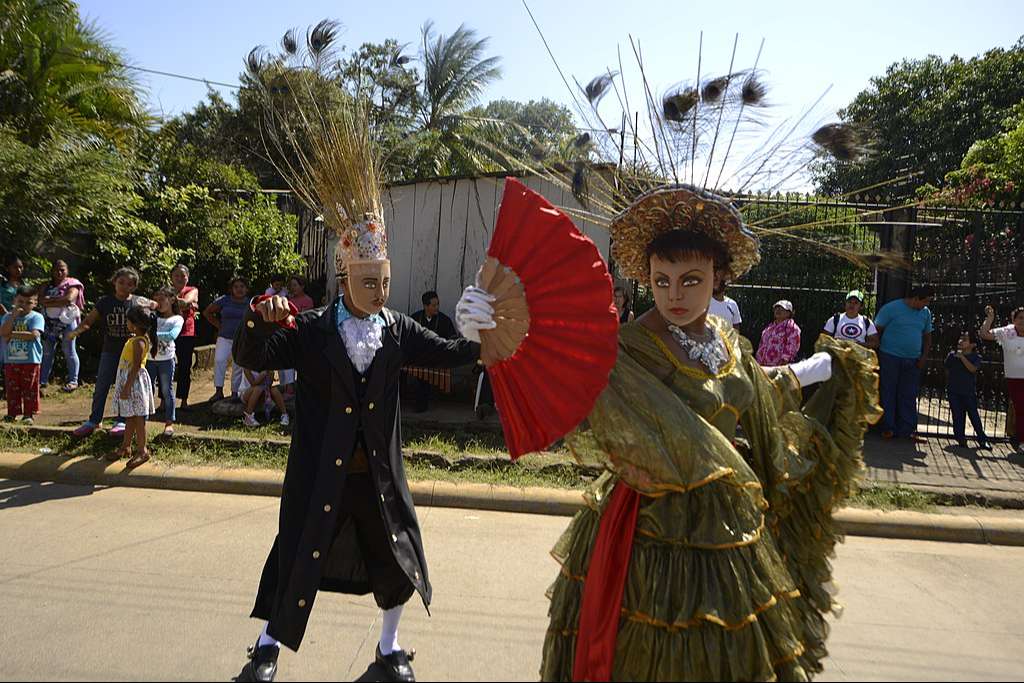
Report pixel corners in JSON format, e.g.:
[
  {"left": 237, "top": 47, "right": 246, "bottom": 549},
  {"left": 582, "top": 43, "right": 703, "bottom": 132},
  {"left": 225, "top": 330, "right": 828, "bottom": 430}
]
[
  {"left": 175, "top": 335, "right": 196, "bottom": 401},
  {"left": 334, "top": 473, "right": 415, "bottom": 610}
]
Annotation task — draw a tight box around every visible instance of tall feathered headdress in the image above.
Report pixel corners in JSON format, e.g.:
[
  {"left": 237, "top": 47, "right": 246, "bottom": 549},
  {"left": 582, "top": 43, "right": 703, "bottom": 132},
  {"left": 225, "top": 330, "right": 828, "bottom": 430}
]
[
  {"left": 473, "top": 13, "right": 913, "bottom": 275},
  {"left": 245, "top": 21, "right": 390, "bottom": 274}
]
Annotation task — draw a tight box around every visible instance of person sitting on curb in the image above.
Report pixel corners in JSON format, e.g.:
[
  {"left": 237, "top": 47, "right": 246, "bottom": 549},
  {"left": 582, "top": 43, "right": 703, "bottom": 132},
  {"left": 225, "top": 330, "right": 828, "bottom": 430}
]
[{"left": 241, "top": 368, "right": 289, "bottom": 428}]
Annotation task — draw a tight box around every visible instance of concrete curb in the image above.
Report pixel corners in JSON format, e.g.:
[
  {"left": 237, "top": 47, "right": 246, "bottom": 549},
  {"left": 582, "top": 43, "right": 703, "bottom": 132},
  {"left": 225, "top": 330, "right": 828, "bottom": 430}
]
[{"left": 2, "top": 452, "right": 1023, "bottom": 546}]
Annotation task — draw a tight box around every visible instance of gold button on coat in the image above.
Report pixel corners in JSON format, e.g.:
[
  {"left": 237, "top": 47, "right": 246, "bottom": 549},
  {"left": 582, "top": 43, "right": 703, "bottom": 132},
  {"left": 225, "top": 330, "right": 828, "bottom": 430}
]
[
  {"left": 335, "top": 458, "right": 343, "bottom": 466},
  {"left": 391, "top": 534, "right": 398, "bottom": 543},
  {"left": 345, "top": 407, "right": 353, "bottom": 414},
  {"left": 368, "top": 402, "right": 375, "bottom": 410},
  {"left": 312, "top": 551, "right": 320, "bottom": 559},
  {"left": 247, "top": 320, "right": 255, "bottom": 329},
  {"left": 298, "top": 599, "right": 306, "bottom": 608},
  {"left": 323, "top": 504, "right": 331, "bottom": 512}
]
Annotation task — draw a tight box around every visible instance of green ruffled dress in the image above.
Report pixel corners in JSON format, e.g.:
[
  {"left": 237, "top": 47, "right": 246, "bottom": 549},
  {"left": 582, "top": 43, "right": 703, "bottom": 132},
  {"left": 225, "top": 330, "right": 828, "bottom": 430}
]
[{"left": 540, "top": 318, "right": 881, "bottom": 681}]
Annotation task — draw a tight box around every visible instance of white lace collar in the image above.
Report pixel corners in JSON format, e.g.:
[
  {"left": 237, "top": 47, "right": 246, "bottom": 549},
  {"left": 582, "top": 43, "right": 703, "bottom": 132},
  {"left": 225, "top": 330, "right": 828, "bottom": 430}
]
[{"left": 336, "top": 297, "right": 385, "bottom": 374}]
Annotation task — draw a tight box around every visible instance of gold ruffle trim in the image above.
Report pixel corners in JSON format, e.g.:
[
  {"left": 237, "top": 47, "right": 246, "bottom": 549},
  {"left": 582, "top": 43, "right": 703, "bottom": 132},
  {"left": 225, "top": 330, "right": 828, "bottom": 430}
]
[
  {"left": 623, "top": 465, "right": 764, "bottom": 500},
  {"left": 620, "top": 589, "right": 802, "bottom": 633},
  {"left": 635, "top": 514, "right": 766, "bottom": 549}
]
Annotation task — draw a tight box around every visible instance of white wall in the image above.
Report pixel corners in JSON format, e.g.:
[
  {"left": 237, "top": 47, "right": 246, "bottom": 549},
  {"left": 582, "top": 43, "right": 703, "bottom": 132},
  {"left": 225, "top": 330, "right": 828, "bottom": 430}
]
[{"left": 377, "top": 173, "right": 612, "bottom": 317}]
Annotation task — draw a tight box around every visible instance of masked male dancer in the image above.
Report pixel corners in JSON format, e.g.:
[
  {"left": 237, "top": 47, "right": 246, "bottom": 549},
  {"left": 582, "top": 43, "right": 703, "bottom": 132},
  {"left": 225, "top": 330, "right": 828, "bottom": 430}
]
[{"left": 234, "top": 217, "right": 496, "bottom": 682}]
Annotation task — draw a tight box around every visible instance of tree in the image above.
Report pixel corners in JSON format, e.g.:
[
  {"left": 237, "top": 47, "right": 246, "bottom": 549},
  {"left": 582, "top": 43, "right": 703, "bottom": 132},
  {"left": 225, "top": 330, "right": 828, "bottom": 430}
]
[
  {"left": 0, "top": 124, "right": 173, "bottom": 279},
  {"left": 814, "top": 38, "right": 1024, "bottom": 197},
  {"left": 153, "top": 183, "right": 304, "bottom": 301},
  {"left": 918, "top": 101, "right": 1024, "bottom": 207},
  {"left": 408, "top": 21, "right": 503, "bottom": 177},
  {"left": 466, "top": 98, "right": 578, "bottom": 164},
  {"left": 0, "top": 0, "right": 150, "bottom": 148}
]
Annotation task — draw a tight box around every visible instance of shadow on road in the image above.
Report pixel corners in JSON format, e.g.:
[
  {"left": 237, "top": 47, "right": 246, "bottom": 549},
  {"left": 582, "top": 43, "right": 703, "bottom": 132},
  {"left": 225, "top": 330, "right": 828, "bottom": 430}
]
[{"left": 0, "top": 478, "right": 97, "bottom": 510}]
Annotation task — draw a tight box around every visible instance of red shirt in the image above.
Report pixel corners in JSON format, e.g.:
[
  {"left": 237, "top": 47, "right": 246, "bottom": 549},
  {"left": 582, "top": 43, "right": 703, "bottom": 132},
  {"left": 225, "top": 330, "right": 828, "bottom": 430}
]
[
  {"left": 178, "top": 286, "right": 199, "bottom": 337},
  {"left": 289, "top": 293, "right": 315, "bottom": 312}
]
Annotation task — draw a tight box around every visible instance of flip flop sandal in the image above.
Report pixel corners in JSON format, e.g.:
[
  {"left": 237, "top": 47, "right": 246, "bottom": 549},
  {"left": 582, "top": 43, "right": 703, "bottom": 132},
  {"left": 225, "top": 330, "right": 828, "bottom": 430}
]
[{"left": 126, "top": 452, "right": 150, "bottom": 469}]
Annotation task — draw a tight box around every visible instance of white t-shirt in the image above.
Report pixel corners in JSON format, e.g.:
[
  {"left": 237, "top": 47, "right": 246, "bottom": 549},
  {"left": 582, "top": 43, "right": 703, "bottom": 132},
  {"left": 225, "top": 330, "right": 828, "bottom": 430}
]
[
  {"left": 708, "top": 296, "right": 742, "bottom": 328},
  {"left": 824, "top": 313, "right": 877, "bottom": 344},
  {"left": 153, "top": 315, "right": 184, "bottom": 362},
  {"left": 993, "top": 325, "right": 1024, "bottom": 379}
]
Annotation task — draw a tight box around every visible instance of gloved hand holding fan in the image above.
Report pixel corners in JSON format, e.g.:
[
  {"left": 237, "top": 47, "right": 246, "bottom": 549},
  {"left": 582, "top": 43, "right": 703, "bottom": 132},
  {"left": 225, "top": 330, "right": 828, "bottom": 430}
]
[{"left": 456, "top": 178, "right": 619, "bottom": 458}]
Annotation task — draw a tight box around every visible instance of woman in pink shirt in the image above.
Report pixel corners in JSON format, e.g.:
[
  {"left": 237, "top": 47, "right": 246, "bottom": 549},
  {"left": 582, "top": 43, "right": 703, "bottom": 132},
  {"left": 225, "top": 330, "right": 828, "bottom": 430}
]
[
  {"left": 756, "top": 299, "right": 802, "bottom": 367},
  {"left": 286, "top": 275, "right": 315, "bottom": 312},
  {"left": 170, "top": 265, "right": 200, "bottom": 409}
]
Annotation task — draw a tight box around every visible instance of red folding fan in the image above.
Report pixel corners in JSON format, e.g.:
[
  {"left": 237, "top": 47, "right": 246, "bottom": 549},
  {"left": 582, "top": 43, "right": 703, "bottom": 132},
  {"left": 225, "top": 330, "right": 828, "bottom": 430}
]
[{"left": 478, "top": 178, "right": 619, "bottom": 459}]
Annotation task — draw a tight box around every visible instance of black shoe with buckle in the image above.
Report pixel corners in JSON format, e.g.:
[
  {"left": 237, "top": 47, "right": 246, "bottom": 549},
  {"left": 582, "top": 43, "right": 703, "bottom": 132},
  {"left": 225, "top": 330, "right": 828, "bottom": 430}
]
[
  {"left": 375, "top": 644, "right": 415, "bottom": 682},
  {"left": 238, "top": 641, "right": 279, "bottom": 682}
]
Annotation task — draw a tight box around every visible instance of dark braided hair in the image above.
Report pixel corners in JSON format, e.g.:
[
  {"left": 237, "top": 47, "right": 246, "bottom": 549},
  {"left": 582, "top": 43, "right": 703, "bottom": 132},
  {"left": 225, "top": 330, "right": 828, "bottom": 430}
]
[{"left": 154, "top": 286, "right": 181, "bottom": 316}]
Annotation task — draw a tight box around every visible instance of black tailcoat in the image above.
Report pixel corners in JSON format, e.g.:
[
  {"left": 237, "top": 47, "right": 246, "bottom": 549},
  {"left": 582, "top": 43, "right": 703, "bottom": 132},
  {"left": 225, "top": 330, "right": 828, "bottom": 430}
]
[{"left": 233, "top": 299, "right": 479, "bottom": 650}]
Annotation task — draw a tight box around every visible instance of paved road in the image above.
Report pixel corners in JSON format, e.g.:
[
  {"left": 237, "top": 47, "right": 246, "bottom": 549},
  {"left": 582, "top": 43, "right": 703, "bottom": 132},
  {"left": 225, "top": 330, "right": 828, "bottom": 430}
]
[{"left": 1, "top": 479, "right": 1022, "bottom": 681}]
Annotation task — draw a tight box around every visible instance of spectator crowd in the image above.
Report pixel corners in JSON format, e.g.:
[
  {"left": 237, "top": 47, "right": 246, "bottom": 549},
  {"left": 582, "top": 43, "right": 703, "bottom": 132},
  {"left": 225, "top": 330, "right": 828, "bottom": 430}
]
[
  {"left": 0, "top": 258, "right": 500, "bottom": 462},
  {"left": 1, "top": 254, "right": 1021, "bottom": 460}
]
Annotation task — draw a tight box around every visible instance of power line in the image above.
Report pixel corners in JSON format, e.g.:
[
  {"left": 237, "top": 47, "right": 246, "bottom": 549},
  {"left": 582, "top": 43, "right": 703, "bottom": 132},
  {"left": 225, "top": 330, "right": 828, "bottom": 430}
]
[
  {"left": 58, "top": 48, "right": 242, "bottom": 90},
  {"left": 64, "top": 47, "right": 639, "bottom": 138}
]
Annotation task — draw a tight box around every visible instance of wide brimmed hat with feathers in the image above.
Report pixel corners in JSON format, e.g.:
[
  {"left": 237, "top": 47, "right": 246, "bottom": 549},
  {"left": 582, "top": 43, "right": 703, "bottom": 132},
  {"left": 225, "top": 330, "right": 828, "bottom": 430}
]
[{"left": 611, "top": 184, "right": 759, "bottom": 280}]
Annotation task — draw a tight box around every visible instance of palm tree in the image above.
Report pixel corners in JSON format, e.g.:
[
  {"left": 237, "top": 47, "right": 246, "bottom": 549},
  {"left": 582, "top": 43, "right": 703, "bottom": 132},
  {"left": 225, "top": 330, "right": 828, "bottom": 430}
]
[
  {"left": 410, "top": 21, "right": 502, "bottom": 177},
  {"left": 0, "top": 0, "right": 149, "bottom": 148}
]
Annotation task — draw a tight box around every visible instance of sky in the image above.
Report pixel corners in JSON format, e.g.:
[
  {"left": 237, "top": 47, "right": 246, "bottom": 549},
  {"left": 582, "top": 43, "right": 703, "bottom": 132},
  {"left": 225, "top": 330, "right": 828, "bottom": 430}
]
[{"left": 77, "top": 0, "right": 1023, "bottom": 188}]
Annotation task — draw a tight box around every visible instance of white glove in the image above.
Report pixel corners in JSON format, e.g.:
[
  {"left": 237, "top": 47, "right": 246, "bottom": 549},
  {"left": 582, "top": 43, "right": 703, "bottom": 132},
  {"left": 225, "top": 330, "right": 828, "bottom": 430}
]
[
  {"left": 456, "top": 286, "right": 497, "bottom": 343},
  {"left": 789, "top": 352, "right": 833, "bottom": 388}
]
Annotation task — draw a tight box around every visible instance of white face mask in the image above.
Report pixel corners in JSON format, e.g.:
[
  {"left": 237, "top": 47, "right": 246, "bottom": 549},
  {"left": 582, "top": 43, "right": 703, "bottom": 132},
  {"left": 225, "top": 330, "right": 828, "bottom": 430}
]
[{"left": 342, "top": 260, "right": 391, "bottom": 316}]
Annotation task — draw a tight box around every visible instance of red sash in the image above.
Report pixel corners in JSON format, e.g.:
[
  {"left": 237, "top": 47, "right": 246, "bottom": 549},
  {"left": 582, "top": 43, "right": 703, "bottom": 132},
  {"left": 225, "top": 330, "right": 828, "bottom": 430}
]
[{"left": 572, "top": 482, "right": 641, "bottom": 681}]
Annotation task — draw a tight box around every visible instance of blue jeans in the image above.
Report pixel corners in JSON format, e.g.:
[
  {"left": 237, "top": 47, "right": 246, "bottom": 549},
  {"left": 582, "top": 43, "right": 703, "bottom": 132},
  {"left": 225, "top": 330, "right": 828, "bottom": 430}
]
[
  {"left": 41, "top": 319, "right": 80, "bottom": 386},
  {"left": 88, "top": 351, "right": 122, "bottom": 426},
  {"left": 879, "top": 351, "right": 921, "bottom": 437},
  {"left": 147, "top": 358, "right": 176, "bottom": 423},
  {"left": 948, "top": 391, "right": 988, "bottom": 443}
]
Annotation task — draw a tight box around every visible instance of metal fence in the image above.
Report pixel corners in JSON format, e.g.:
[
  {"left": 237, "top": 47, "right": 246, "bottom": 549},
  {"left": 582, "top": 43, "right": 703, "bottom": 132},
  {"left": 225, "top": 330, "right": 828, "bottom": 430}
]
[{"left": 912, "top": 205, "right": 1024, "bottom": 439}]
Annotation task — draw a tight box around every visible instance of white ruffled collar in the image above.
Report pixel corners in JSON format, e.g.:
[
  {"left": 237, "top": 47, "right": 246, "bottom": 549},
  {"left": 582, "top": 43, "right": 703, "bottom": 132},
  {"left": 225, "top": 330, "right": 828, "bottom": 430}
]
[{"left": 336, "top": 297, "right": 385, "bottom": 374}]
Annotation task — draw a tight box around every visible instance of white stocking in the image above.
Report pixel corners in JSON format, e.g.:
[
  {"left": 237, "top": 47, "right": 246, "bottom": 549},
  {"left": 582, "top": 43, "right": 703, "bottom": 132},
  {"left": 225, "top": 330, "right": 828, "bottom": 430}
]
[
  {"left": 379, "top": 605, "right": 403, "bottom": 655},
  {"left": 257, "top": 622, "right": 280, "bottom": 649}
]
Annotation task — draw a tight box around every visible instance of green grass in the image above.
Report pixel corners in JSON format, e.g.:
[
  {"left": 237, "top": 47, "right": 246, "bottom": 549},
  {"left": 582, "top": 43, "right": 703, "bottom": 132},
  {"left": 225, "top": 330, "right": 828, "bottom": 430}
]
[
  {"left": 0, "top": 426, "right": 289, "bottom": 469},
  {"left": 37, "top": 383, "right": 95, "bottom": 403},
  {"left": 849, "top": 484, "right": 940, "bottom": 512},
  {"left": 0, "top": 427, "right": 965, "bottom": 504},
  {"left": 0, "top": 426, "right": 591, "bottom": 489}
]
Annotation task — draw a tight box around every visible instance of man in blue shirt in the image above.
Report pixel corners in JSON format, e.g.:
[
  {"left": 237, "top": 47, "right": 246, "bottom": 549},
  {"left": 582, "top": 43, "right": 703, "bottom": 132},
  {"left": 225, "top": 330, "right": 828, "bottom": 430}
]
[{"left": 874, "top": 285, "right": 935, "bottom": 440}]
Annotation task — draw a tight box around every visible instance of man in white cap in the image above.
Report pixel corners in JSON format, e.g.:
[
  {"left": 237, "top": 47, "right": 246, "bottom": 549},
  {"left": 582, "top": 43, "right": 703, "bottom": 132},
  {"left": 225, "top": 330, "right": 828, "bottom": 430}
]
[{"left": 823, "top": 290, "right": 878, "bottom": 349}]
